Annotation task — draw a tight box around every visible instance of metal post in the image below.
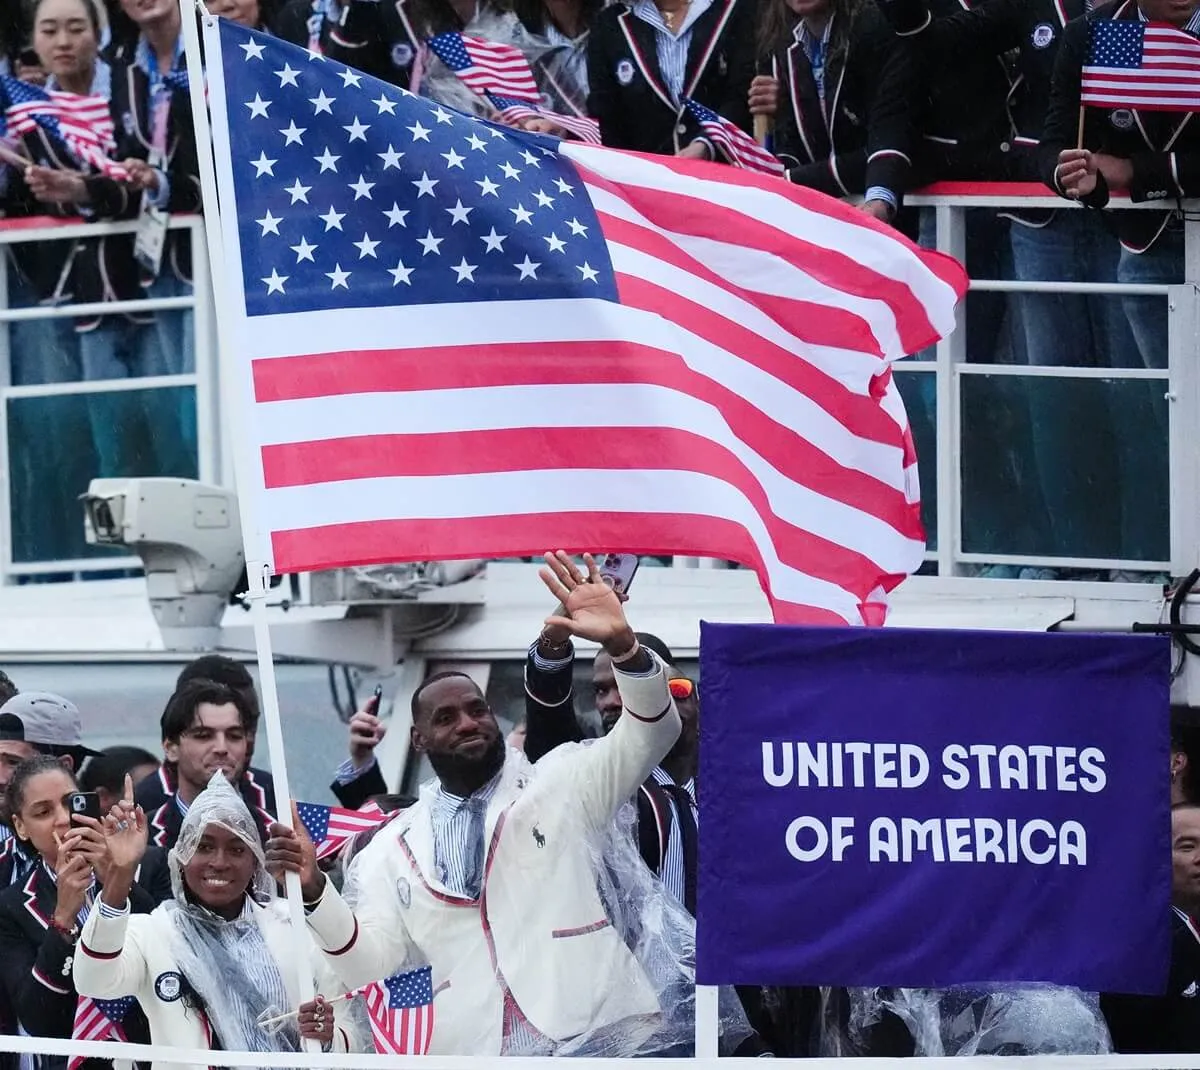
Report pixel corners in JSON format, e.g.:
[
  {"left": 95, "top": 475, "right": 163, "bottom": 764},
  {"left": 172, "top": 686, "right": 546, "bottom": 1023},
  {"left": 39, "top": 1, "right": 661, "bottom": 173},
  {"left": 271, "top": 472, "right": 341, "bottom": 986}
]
[{"left": 934, "top": 205, "right": 968, "bottom": 578}]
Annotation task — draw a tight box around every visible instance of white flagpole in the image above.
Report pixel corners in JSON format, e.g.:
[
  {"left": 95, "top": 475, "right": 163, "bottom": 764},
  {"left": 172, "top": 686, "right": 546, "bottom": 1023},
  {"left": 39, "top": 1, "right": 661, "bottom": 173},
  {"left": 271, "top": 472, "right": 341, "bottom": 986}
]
[{"left": 178, "top": 0, "right": 318, "bottom": 1028}]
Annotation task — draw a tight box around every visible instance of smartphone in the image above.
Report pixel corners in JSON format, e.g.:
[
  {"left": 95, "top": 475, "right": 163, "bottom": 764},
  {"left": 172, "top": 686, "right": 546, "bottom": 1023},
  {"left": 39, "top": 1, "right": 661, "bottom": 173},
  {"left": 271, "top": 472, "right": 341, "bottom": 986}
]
[
  {"left": 369, "top": 684, "right": 383, "bottom": 714},
  {"left": 66, "top": 791, "right": 102, "bottom": 824},
  {"left": 18, "top": 50, "right": 40, "bottom": 69},
  {"left": 597, "top": 553, "right": 640, "bottom": 596}
]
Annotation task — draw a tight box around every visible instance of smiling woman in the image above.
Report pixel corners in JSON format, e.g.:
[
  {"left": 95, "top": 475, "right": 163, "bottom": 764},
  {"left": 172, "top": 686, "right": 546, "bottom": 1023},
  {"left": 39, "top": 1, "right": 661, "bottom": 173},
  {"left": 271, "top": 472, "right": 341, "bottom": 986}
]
[
  {"left": 0, "top": 757, "right": 164, "bottom": 1069},
  {"left": 72, "top": 772, "right": 366, "bottom": 1070}
]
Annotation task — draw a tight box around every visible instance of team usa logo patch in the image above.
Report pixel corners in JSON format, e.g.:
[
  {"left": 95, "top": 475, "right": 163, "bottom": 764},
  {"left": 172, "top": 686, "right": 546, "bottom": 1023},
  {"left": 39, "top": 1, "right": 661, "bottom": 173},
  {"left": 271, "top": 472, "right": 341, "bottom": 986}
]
[
  {"left": 1031, "top": 22, "right": 1055, "bottom": 47},
  {"left": 616, "top": 58, "right": 635, "bottom": 85},
  {"left": 1110, "top": 108, "right": 1134, "bottom": 129},
  {"left": 154, "top": 971, "right": 183, "bottom": 1002}
]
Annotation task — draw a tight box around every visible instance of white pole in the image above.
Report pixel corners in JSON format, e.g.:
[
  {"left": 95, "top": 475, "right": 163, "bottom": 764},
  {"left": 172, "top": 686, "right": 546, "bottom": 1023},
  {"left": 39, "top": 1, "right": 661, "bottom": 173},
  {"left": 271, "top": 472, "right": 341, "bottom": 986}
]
[
  {"left": 695, "top": 984, "right": 720, "bottom": 1058},
  {"left": 177, "top": 0, "right": 318, "bottom": 1029}
]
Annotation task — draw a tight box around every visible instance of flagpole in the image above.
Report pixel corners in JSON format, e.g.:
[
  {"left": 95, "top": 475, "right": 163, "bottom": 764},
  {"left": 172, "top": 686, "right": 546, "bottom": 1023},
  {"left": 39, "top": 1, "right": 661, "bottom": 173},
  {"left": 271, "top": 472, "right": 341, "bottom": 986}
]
[{"left": 178, "top": 0, "right": 318, "bottom": 1032}]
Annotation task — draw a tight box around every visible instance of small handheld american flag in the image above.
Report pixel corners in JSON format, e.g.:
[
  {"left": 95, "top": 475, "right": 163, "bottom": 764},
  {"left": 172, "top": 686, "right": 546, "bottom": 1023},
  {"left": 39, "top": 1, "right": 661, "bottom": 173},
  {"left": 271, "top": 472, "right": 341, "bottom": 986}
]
[
  {"left": 69, "top": 995, "right": 136, "bottom": 1070},
  {"left": 428, "top": 33, "right": 541, "bottom": 102},
  {"left": 682, "top": 98, "right": 785, "bottom": 175},
  {"left": 296, "top": 800, "right": 391, "bottom": 860},
  {"left": 487, "top": 92, "right": 601, "bottom": 145},
  {"left": 364, "top": 966, "right": 435, "bottom": 1054},
  {"left": 0, "top": 75, "right": 129, "bottom": 179},
  {"left": 1081, "top": 20, "right": 1200, "bottom": 112}
]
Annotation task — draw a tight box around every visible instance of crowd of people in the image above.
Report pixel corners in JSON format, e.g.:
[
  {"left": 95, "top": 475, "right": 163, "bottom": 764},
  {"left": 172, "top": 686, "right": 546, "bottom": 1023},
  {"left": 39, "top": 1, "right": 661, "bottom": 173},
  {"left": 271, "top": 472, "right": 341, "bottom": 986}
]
[
  {"left": 0, "top": 0, "right": 1189, "bottom": 572},
  {"left": 0, "top": 552, "right": 1195, "bottom": 1063}
]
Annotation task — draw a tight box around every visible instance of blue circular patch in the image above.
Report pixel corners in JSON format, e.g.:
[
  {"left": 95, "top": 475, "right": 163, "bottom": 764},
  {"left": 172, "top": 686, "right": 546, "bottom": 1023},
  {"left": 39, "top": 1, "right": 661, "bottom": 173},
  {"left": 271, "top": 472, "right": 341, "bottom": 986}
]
[{"left": 154, "top": 971, "right": 183, "bottom": 1002}]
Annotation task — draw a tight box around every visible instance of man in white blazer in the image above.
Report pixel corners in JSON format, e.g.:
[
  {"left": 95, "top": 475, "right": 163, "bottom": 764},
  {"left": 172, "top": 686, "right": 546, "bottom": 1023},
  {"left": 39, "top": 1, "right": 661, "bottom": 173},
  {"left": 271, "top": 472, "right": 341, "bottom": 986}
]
[{"left": 268, "top": 551, "right": 683, "bottom": 1056}]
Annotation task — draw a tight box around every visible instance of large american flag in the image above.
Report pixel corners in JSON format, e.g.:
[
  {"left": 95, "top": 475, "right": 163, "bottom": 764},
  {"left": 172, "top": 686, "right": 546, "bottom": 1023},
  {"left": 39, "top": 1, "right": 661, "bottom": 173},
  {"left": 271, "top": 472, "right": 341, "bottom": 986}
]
[
  {"left": 683, "top": 98, "right": 784, "bottom": 175},
  {"left": 427, "top": 32, "right": 541, "bottom": 102},
  {"left": 296, "top": 799, "right": 390, "bottom": 860},
  {"left": 69, "top": 995, "right": 136, "bottom": 1070},
  {"left": 1081, "top": 20, "right": 1200, "bottom": 111},
  {"left": 203, "top": 20, "right": 965, "bottom": 625},
  {"left": 0, "top": 75, "right": 129, "bottom": 178},
  {"left": 364, "top": 966, "right": 436, "bottom": 1054}
]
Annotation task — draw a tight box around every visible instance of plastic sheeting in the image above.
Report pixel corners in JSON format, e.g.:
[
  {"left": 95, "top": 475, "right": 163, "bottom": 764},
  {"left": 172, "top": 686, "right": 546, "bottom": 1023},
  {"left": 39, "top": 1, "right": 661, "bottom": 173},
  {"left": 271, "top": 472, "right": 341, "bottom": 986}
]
[
  {"left": 340, "top": 745, "right": 754, "bottom": 1056},
  {"left": 416, "top": 7, "right": 591, "bottom": 124},
  {"left": 163, "top": 772, "right": 302, "bottom": 1057},
  {"left": 828, "top": 985, "right": 1113, "bottom": 1055},
  {"left": 167, "top": 770, "right": 274, "bottom": 905}
]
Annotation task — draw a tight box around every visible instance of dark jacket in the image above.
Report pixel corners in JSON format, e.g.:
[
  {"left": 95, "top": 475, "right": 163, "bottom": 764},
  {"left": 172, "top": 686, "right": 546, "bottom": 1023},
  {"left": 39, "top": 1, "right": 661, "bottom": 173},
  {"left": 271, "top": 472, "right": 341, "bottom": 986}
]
[
  {"left": 312, "top": 0, "right": 462, "bottom": 89},
  {"left": 134, "top": 765, "right": 276, "bottom": 850},
  {"left": 772, "top": 3, "right": 914, "bottom": 198},
  {"left": 75, "top": 56, "right": 201, "bottom": 327},
  {"left": 1102, "top": 907, "right": 1200, "bottom": 1052},
  {"left": 0, "top": 125, "right": 93, "bottom": 316},
  {"left": 587, "top": 0, "right": 756, "bottom": 155},
  {"left": 522, "top": 642, "right": 694, "bottom": 908},
  {"left": 331, "top": 762, "right": 389, "bottom": 812},
  {"left": 0, "top": 837, "right": 37, "bottom": 1070},
  {"left": 0, "top": 857, "right": 166, "bottom": 1069},
  {"left": 880, "top": 0, "right": 1085, "bottom": 180},
  {"left": 885, "top": 0, "right": 1016, "bottom": 180},
  {"left": 1038, "top": 0, "right": 1196, "bottom": 252}
]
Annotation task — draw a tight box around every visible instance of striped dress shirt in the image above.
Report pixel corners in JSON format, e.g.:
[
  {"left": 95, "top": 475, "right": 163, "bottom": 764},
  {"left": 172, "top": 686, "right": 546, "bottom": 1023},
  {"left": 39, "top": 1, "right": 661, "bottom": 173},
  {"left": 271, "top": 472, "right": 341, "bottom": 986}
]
[
  {"left": 647, "top": 766, "right": 697, "bottom": 908},
  {"left": 629, "top": 0, "right": 717, "bottom": 104}
]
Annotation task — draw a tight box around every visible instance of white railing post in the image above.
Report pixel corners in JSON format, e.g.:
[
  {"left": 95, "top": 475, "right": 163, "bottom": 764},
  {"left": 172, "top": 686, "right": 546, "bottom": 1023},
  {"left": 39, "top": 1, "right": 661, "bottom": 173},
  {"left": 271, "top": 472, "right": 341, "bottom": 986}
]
[
  {"left": 190, "top": 217, "right": 219, "bottom": 486},
  {"left": 934, "top": 203, "right": 968, "bottom": 578},
  {"left": 1170, "top": 216, "right": 1200, "bottom": 573},
  {"left": 0, "top": 250, "right": 11, "bottom": 588}
]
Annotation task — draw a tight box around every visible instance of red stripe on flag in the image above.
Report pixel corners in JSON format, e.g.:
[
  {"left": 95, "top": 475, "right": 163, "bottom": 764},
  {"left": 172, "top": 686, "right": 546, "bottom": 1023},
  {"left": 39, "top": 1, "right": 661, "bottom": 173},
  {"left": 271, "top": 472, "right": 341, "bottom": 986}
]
[
  {"left": 588, "top": 181, "right": 944, "bottom": 358},
  {"left": 260, "top": 426, "right": 912, "bottom": 590},
  {"left": 251, "top": 341, "right": 903, "bottom": 452},
  {"left": 270, "top": 512, "right": 862, "bottom": 624},
  {"left": 585, "top": 148, "right": 969, "bottom": 301}
]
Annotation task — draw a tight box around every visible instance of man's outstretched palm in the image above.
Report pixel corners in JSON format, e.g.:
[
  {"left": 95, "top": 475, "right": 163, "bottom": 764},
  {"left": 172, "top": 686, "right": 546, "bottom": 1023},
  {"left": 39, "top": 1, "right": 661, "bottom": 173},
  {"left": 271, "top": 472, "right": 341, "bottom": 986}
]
[{"left": 539, "top": 551, "right": 634, "bottom": 648}]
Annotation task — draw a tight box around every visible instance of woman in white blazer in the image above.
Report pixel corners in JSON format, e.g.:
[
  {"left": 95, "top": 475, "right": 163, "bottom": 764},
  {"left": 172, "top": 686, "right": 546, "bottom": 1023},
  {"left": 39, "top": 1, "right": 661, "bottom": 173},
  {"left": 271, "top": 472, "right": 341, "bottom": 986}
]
[{"left": 73, "top": 772, "right": 360, "bottom": 1070}]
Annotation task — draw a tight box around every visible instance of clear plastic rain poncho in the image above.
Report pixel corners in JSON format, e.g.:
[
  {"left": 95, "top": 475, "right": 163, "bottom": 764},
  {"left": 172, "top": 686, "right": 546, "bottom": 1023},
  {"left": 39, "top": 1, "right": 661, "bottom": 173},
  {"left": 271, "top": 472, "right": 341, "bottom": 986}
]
[
  {"left": 340, "top": 745, "right": 755, "bottom": 1056},
  {"left": 416, "top": 7, "right": 591, "bottom": 122},
  {"left": 824, "top": 985, "right": 1112, "bottom": 1055},
  {"left": 164, "top": 772, "right": 301, "bottom": 1057}
]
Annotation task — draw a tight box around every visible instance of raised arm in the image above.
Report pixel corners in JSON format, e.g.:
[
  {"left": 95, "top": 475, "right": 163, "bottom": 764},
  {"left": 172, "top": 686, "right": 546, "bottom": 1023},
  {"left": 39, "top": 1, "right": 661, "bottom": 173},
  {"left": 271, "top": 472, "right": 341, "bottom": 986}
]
[
  {"left": 75, "top": 778, "right": 154, "bottom": 999},
  {"left": 537, "top": 552, "right": 680, "bottom": 827}
]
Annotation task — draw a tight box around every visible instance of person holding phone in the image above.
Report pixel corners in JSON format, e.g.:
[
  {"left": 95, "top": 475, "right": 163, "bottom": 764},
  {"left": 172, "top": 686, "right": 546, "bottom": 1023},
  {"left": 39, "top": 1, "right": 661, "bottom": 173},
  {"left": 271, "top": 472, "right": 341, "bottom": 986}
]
[
  {"left": 328, "top": 685, "right": 391, "bottom": 810},
  {"left": 0, "top": 757, "right": 165, "bottom": 1069}
]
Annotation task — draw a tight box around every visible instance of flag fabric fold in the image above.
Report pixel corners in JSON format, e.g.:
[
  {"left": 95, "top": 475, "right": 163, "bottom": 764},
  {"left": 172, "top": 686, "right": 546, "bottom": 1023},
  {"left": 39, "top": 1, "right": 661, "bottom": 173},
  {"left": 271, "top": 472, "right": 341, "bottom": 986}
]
[
  {"left": 296, "top": 800, "right": 391, "bottom": 860},
  {"left": 1081, "top": 19, "right": 1200, "bottom": 111},
  {"left": 427, "top": 32, "right": 541, "bottom": 101},
  {"left": 428, "top": 32, "right": 601, "bottom": 143},
  {"left": 364, "top": 966, "right": 436, "bottom": 1054},
  {"left": 682, "top": 97, "right": 785, "bottom": 175},
  {"left": 202, "top": 18, "right": 967, "bottom": 625},
  {"left": 0, "top": 75, "right": 129, "bottom": 178},
  {"left": 69, "top": 995, "right": 136, "bottom": 1070}
]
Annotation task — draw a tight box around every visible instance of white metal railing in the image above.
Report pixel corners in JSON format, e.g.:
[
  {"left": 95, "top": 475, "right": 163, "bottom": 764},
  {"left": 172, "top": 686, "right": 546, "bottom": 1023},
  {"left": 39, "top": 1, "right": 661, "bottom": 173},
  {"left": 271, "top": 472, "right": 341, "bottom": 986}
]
[
  {"left": 0, "top": 213, "right": 215, "bottom": 581},
  {"left": 904, "top": 184, "right": 1197, "bottom": 581},
  {"left": 0, "top": 191, "right": 1194, "bottom": 587}
]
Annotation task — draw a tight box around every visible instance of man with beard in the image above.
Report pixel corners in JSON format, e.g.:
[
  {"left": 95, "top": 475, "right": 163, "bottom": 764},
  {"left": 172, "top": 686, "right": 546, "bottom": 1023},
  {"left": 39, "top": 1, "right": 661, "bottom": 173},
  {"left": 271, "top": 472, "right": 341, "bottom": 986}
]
[
  {"left": 268, "top": 551, "right": 682, "bottom": 1055},
  {"left": 523, "top": 555, "right": 699, "bottom": 913}
]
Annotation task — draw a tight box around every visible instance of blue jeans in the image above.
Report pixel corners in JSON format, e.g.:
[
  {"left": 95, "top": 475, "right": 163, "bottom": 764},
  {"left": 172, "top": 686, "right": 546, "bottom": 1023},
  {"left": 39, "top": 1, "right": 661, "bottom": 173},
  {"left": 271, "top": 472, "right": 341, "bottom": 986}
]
[
  {"left": 1118, "top": 224, "right": 1182, "bottom": 371},
  {"left": 1009, "top": 211, "right": 1127, "bottom": 559},
  {"left": 5, "top": 269, "right": 89, "bottom": 564},
  {"left": 1112, "top": 225, "right": 1179, "bottom": 560},
  {"left": 145, "top": 272, "right": 197, "bottom": 474}
]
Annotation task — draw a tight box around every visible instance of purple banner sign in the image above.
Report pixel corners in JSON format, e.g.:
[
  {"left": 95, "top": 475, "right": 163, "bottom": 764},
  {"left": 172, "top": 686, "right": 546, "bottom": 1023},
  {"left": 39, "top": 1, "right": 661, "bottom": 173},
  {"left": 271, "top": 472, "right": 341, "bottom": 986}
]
[{"left": 697, "top": 624, "right": 1172, "bottom": 992}]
